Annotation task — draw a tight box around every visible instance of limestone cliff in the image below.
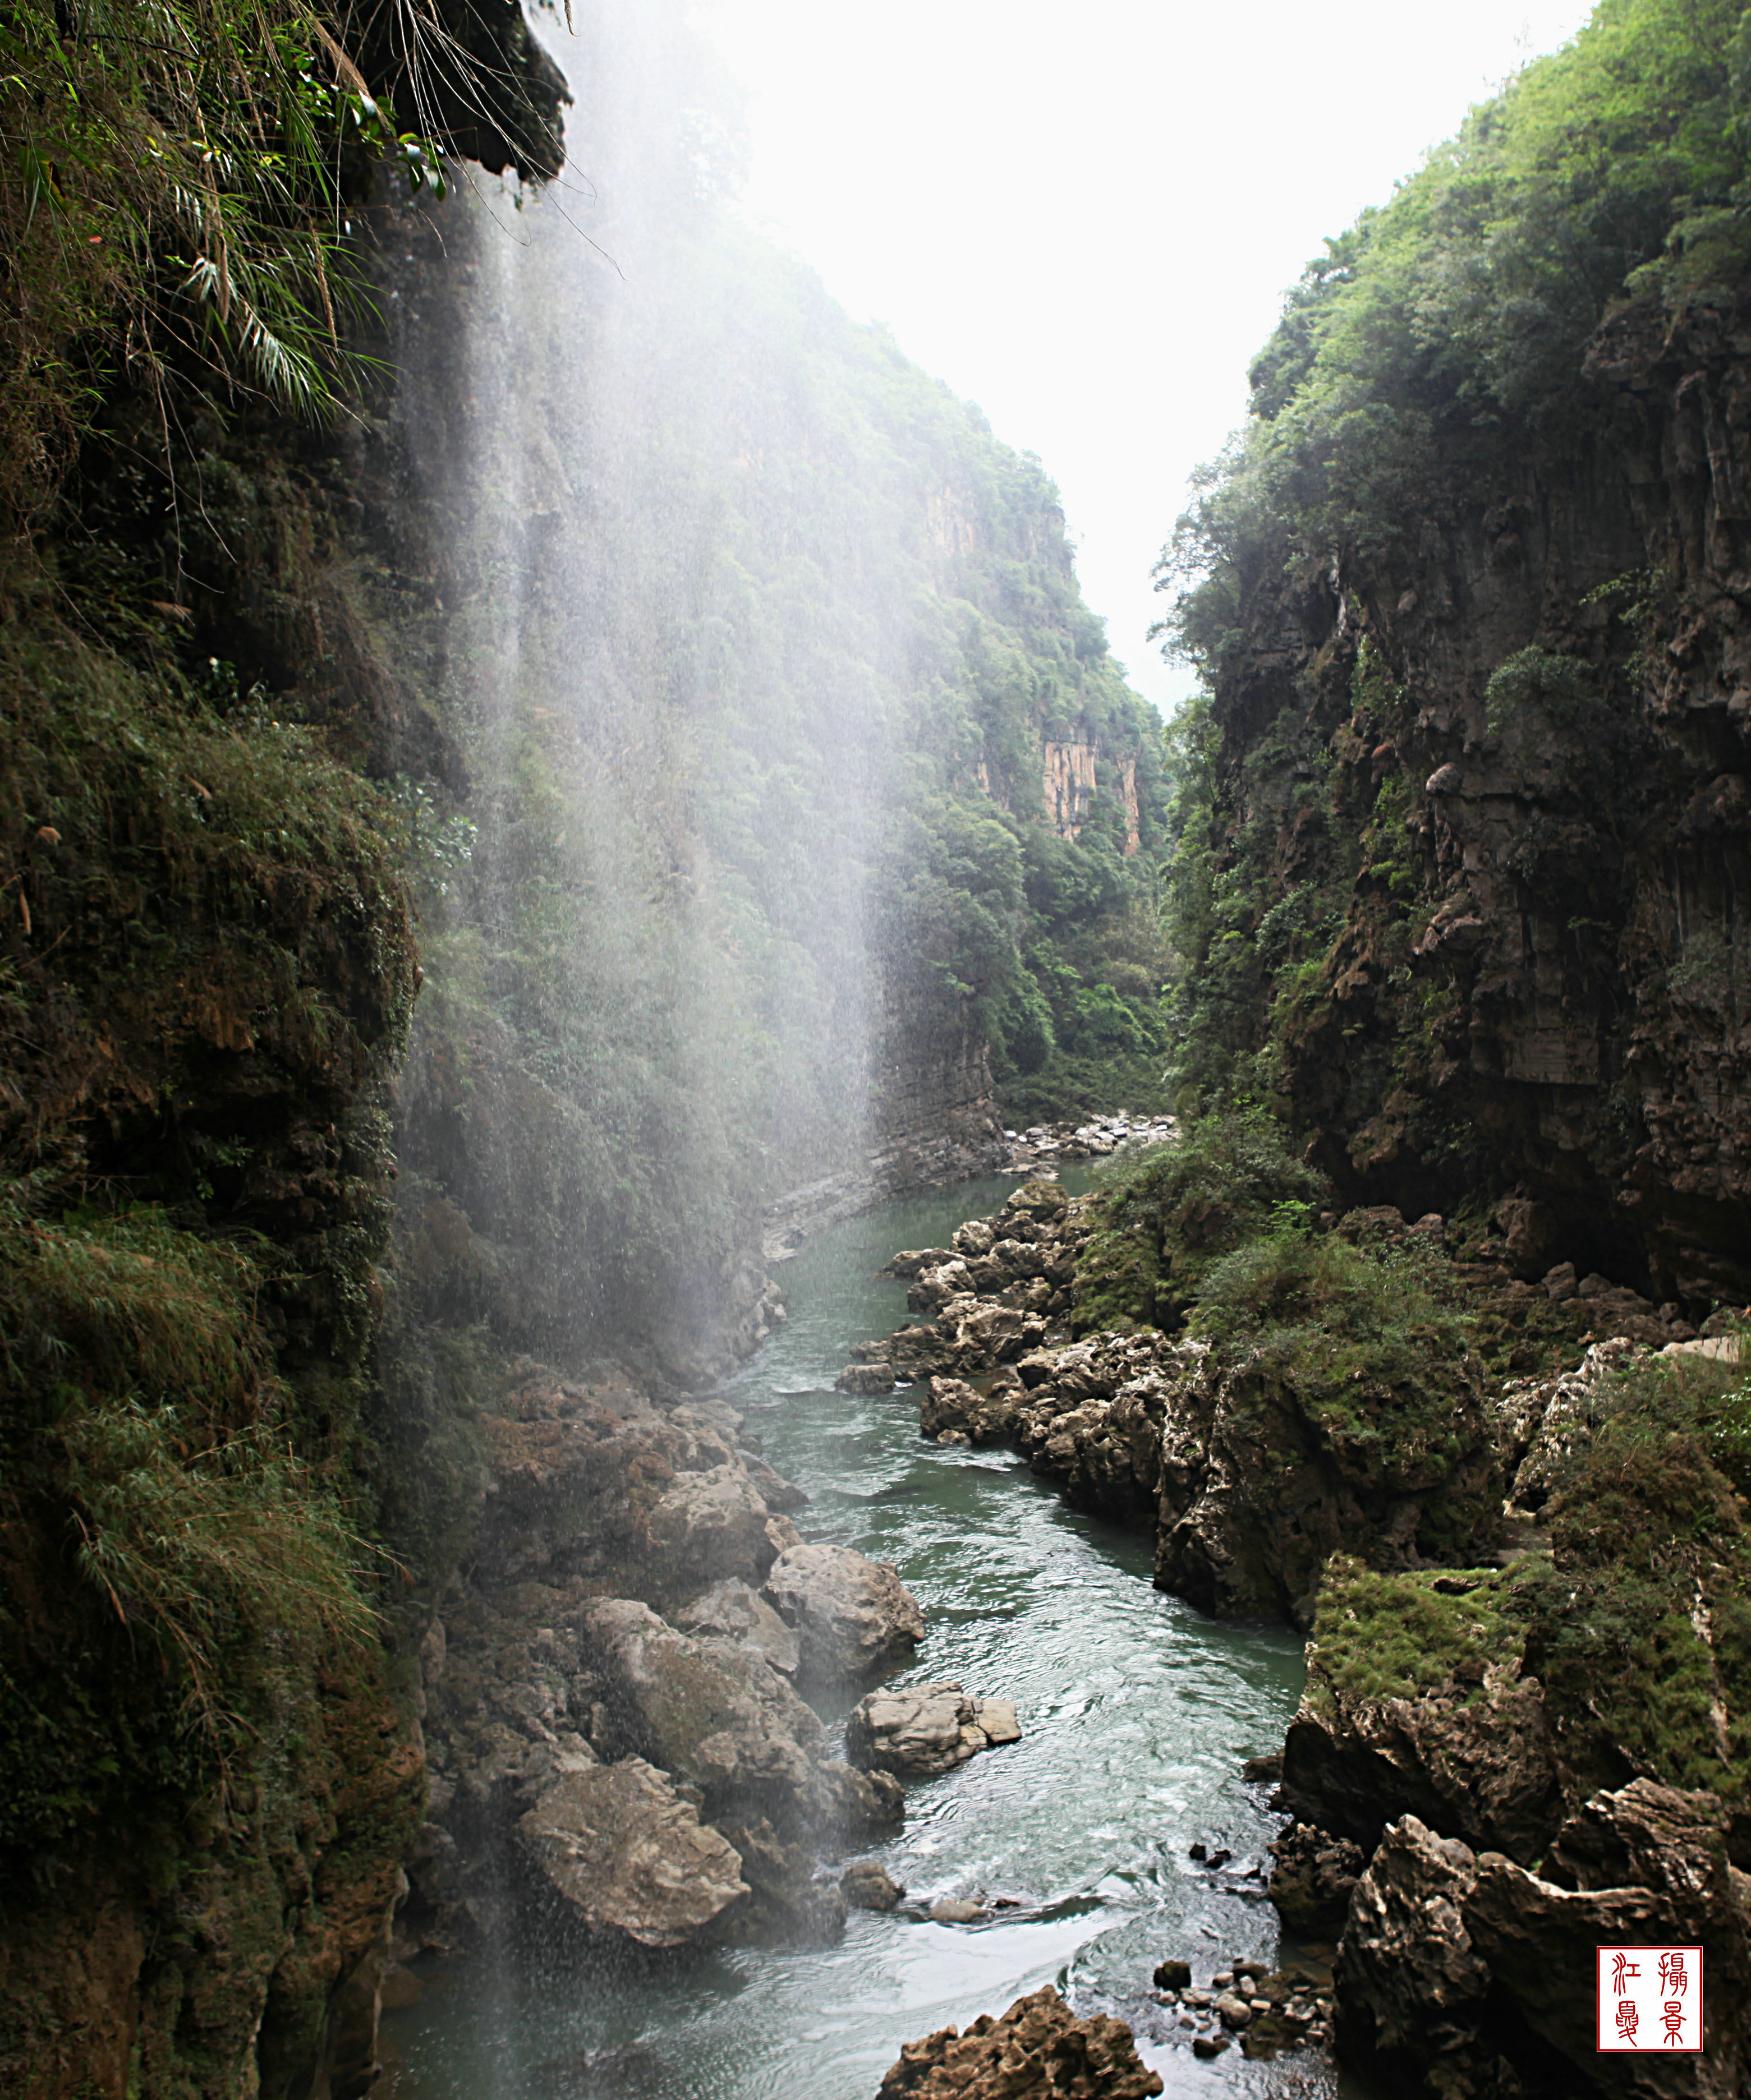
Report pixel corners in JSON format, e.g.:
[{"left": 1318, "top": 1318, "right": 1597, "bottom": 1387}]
[{"left": 1182, "top": 286, "right": 1751, "bottom": 1310}]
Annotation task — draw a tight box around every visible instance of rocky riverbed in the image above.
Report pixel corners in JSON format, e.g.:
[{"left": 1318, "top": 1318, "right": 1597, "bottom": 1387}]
[
  {"left": 840, "top": 1173, "right": 1751, "bottom": 2097},
  {"left": 378, "top": 1172, "right": 1312, "bottom": 2100}
]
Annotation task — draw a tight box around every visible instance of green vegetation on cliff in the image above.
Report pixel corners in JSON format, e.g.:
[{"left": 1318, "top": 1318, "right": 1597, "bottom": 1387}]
[
  {"left": 1155, "top": 0, "right": 1751, "bottom": 1212},
  {"left": 1303, "top": 1344, "right": 1751, "bottom": 1823},
  {"left": 0, "top": 7, "right": 561, "bottom": 2092},
  {"left": 1170, "top": 0, "right": 1749, "bottom": 638}
]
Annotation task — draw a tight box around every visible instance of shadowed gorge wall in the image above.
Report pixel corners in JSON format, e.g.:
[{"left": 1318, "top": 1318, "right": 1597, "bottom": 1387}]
[
  {"left": 1, "top": 0, "right": 1164, "bottom": 2089},
  {"left": 1160, "top": 0, "right": 1751, "bottom": 1309}
]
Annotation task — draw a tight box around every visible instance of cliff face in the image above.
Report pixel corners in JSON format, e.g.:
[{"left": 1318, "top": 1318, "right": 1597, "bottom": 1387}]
[
  {"left": 0, "top": 7, "right": 564, "bottom": 2092},
  {"left": 1197, "top": 289, "right": 1751, "bottom": 1310}
]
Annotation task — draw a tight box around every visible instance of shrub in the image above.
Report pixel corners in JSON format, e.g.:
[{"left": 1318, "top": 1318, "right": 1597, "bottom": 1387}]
[{"left": 1073, "top": 1109, "right": 1328, "bottom": 1329}]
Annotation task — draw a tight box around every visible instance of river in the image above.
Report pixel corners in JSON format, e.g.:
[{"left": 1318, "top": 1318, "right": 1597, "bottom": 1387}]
[{"left": 379, "top": 1175, "right": 1337, "bottom": 2100}]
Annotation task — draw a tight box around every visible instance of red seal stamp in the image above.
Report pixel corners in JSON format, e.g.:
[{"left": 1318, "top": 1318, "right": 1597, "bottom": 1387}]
[{"left": 1596, "top": 1946, "right": 1702, "bottom": 2052}]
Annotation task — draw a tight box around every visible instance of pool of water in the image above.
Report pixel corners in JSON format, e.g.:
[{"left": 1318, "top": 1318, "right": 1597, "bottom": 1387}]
[{"left": 380, "top": 1176, "right": 1340, "bottom": 2100}]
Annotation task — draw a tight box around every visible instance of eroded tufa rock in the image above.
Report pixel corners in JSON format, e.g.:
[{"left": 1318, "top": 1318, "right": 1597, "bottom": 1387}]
[{"left": 876, "top": 1986, "right": 1162, "bottom": 2098}]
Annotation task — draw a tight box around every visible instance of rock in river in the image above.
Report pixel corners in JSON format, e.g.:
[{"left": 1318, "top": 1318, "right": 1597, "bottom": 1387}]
[
  {"left": 847, "top": 1682, "right": 1021, "bottom": 1778},
  {"left": 877, "top": 1986, "right": 1161, "bottom": 2098},
  {"left": 842, "top": 1859, "right": 905, "bottom": 1911},
  {"left": 762, "top": 1540, "right": 925, "bottom": 1681},
  {"left": 517, "top": 1758, "right": 749, "bottom": 1947}
]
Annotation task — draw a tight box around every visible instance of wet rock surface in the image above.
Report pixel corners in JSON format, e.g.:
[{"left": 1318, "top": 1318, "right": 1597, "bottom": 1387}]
[
  {"left": 516, "top": 1758, "right": 749, "bottom": 1948},
  {"left": 763, "top": 1540, "right": 926, "bottom": 1682},
  {"left": 876, "top": 1986, "right": 1163, "bottom": 2098},
  {"left": 674, "top": 1577, "right": 802, "bottom": 1677},
  {"left": 406, "top": 1361, "right": 909, "bottom": 1958},
  {"left": 840, "top": 1859, "right": 906, "bottom": 1911},
  {"left": 846, "top": 1682, "right": 1022, "bottom": 1777}
]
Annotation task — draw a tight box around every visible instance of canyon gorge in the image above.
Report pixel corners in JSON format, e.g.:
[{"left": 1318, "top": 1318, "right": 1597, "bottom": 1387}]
[{"left": 3, "top": 1, "right": 1750, "bottom": 2097}]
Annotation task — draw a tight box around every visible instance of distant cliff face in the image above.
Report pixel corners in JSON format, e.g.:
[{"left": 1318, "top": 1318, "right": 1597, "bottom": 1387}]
[
  {"left": 1041, "top": 740, "right": 1142, "bottom": 850},
  {"left": 1197, "top": 288, "right": 1751, "bottom": 1307}
]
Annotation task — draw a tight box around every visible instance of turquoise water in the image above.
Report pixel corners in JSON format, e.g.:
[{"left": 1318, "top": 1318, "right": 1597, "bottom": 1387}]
[{"left": 380, "top": 1177, "right": 1335, "bottom": 2099}]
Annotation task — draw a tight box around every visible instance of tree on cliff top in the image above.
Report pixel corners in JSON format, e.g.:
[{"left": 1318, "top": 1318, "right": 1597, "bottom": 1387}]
[{"left": 1162, "top": 0, "right": 1751, "bottom": 655}]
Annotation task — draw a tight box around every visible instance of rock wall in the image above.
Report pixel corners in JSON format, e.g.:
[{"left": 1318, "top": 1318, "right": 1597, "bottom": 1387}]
[
  {"left": 1041, "top": 741, "right": 1142, "bottom": 851},
  {"left": 1201, "top": 289, "right": 1751, "bottom": 1311}
]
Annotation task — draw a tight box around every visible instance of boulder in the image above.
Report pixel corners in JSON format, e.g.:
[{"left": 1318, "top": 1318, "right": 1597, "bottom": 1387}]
[
  {"left": 762, "top": 1541, "right": 924, "bottom": 1682},
  {"left": 643, "top": 1462, "right": 776, "bottom": 1588},
  {"left": 715, "top": 1815, "right": 847, "bottom": 1946},
  {"left": 516, "top": 1758, "right": 748, "bottom": 1948},
  {"left": 836, "top": 1361, "right": 897, "bottom": 1394},
  {"left": 1003, "top": 1180, "right": 1071, "bottom": 1221},
  {"left": 578, "top": 1598, "right": 899, "bottom": 1838},
  {"left": 846, "top": 1682, "right": 1021, "bottom": 1777},
  {"left": 741, "top": 1450, "right": 810, "bottom": 1513},
  {"left": 674, "top": 1578, "right": 801, "bottom": 1677},
  {"left": 877, "top": 1987, "right": 1161, "bottom": 2098},
  {"left": 841, "top": 1859, "right": 905, "bottom": 1911},
  {"left": 879, "top": 1247, "right": 949, "bottom": 1278}
]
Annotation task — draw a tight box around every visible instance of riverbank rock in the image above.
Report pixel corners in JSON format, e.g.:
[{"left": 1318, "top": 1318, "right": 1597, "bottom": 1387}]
[
  {"left": 921, "top": 1373, "right": 1023, "bottom": 1445},
  {"left": 578, "top": 1598, "right": 901, "bottom": 1840},
  {"left": 876, "top": 1987, "right": 1162, "bottom": 2098},
  {"left": 1267, "top": 1821, "right": 1367, "bottom": 1937},
  {"left": 867, "top": 1191, "right": 1505, "bottom": 1627},
  {"left": 837, "top": 1360, "right": 897, "bottom": 1393},
  {"left": 1334, "top": 1783, "right": 1751, "bottom": 2097},
  {"left": 763, "top": 1541, "right": 925, "bottom": 1681},
  {"left": 674, "top": 1578, "right": 801, "bottom": 1676},
  {"left": 406, "top": 1359, "right": 907, "bottom": 1962},
  {"left": 846, "top": 1683, "right": 1021, "bottom": 1777},
  {"left": 516, "top": 1758, "right": 749, "bottom": 1948}
]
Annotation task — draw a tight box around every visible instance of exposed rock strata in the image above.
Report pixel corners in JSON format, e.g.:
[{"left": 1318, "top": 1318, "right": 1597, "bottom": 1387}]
[
  {"left": 876, "top": 1987, "right": 1162, "bottom": 2099},
  {"left": 1335, "top": 1785, "right": 1751, "bottom": 2098},
  {"left": 1281, "top": 1650, "right": 1562, "bottom": 1862}
]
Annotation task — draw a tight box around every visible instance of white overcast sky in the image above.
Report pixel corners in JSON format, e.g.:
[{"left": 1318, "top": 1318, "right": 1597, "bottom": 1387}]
[{"left": 688, "top": 0, "right": 1597, "bottom": 712}]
